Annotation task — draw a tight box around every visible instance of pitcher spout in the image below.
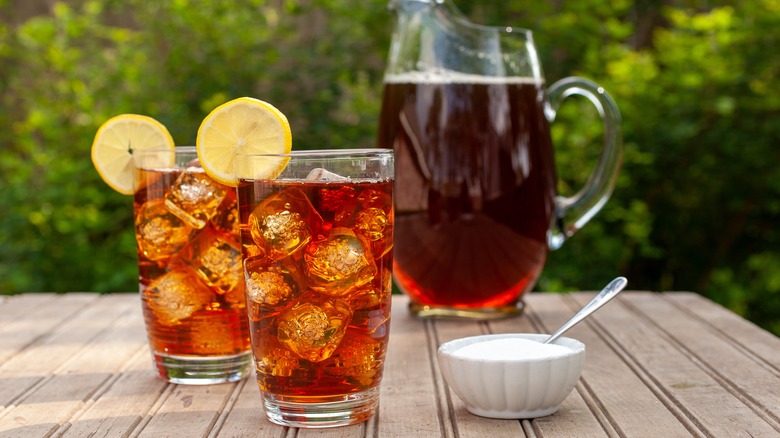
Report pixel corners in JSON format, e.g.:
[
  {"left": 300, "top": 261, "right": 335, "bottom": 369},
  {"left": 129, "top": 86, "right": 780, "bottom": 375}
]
[
  {"left": 389, "top": 0, "right": 469, "bottom": 23},
  {"left": 385, "top": 0, "right": 539, "bottom": 79},
  {"left": 388, "top": 0, "right": 437, "bottom": 12}
]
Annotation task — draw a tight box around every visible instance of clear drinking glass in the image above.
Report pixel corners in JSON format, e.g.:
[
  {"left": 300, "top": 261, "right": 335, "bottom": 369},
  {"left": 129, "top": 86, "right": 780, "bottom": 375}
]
[
  {"left": 133, "top": 146, "right": 252, "bottom": 384},
  {"left": 236, "top": 149, "right": 394, "bottom": 427}
]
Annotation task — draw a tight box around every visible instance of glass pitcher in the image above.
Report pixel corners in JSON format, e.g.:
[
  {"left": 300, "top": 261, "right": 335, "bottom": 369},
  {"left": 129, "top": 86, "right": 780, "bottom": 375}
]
[{"left": 377, "top": 0, "right": 622, "bottom": 319}]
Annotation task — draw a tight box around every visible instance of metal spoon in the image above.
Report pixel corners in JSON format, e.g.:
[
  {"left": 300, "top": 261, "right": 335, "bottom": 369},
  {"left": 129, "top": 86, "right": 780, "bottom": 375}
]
[{"left": 544, "top": 277, "right": 628, "bottom": 344}]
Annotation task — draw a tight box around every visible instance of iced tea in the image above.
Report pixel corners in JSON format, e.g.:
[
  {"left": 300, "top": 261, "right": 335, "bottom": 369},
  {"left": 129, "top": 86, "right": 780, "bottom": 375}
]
[
  {"left": 377, "top": 74, "right": 555, "bottom": 318},
  {"left": 133, "top": 147, "right": 252, "bottom": 384},
  {"left": 236, "top": 149, "right": 394, "bottom": 427}
]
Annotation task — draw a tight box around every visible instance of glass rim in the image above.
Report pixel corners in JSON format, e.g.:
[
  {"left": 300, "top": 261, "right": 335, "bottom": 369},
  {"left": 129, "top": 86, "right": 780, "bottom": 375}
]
[{"left": 236, "top": 148, "right": 393, "bottom": 158}]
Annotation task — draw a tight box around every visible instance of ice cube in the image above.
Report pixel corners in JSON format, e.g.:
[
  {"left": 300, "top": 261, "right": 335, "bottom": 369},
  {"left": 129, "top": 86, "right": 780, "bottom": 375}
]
[
  {"left": 135, "top": 199, "right": 196, "bottom": 261},
  {"left": 179, "top": 226, "right": 243, "bottom": 294},
  {"left": 358, "top": 188, "right": 392, "bottom": 212},
  {"left": 317, "top": 186, "right": 358, "bottom": 225},
  {"left": 306, "top": 168, "right": 349, "bottom": 182},
  {"left": 256, "top": 337, "right": 301, "bottom": 378},
  {"left": 303, "top": 227, "right": 377, "bottom": 298},
  {"left": 277, "top": 293, "right": 352, "bottom": 362},
  {"left": 222, "top": 280, "right": 247, "bottom": 308},
  {"left": 354, "top": 207, "right": 394, "bottom": 258},
  {"left": 353, "top": 208, "right": 388, "bottom": 241},
  {"left": 143, "top": 269, "right": 213, "bottom": 326},
  {"left": 259, "top": 348, "right": 301, "bottom": 378},
  {"left": 349, "top": 268, "right": 392, "bottom": 335},
  {"left": 188, "top": 314, "right": 243, "bottom": 355},
  {"left": 165, "top": 169, "right": 227, "bottom": 229},
  {"left": 249, "top": 187, "right": 323, "bottom": 260},
  {"left": 211, "top": 191, "right": 241, "bottom": 242},
  {"left": 244, "top": 257, "right": 301, "bottom": 320},
  {"left": 316, "top": 186, "right": 393, "bottom": 258},
  {"left": 322, "top": 331, "right": 384, "bottom": 387},
  {"left": 357, "top": 188, "right": 394, "bottom": 258}
]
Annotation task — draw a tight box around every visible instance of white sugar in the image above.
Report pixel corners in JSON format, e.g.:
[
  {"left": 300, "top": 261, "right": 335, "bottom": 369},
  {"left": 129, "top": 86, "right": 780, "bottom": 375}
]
[{"left": 453, "top": 338, "right": 571, "bottom": 361}]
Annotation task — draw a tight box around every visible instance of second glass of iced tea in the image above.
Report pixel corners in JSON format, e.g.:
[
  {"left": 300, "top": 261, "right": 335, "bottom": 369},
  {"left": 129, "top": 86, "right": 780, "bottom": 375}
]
[
  {"left": 133, "top": 147, "right": 252, "bottom": 384},
  {"left": 236, "top": 149, "right": 394, "bottom": 428}
]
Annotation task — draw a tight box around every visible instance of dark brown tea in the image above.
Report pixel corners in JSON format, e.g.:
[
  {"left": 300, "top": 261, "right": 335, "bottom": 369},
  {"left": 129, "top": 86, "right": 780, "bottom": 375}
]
[
  {"left": 134, "top": 166, "right": 250, "bottom": 364},
  {"left": 237, "top": 178, "right": 393, "bottom": 400},
  {"left": 377, "top": 74, "right": 556, "bottom": 310}
]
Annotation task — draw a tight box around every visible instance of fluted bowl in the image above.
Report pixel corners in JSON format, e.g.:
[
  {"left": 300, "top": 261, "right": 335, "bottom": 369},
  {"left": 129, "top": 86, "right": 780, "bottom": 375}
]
[{"left": 437, "top": 333, "right": 585, "bottom": 419}]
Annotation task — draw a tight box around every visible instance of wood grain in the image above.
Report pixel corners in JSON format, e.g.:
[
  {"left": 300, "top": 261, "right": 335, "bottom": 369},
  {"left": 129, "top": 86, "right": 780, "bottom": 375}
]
[{"left": 0, "top": 292, "right": 778, "bottom": 437}]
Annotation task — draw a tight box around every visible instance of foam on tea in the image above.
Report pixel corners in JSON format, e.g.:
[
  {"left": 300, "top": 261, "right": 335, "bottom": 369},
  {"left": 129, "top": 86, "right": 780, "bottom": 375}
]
[{"left": 453, "top": 338, "right": 571, "bottom": 361}]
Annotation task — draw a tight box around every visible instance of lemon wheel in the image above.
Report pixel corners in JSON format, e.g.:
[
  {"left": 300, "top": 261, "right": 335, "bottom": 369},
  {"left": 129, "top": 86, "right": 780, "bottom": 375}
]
[
  {"left": 196, "top": 97, "right": 292, "bottom": 187},
  {"left": 91, "top": 114, "right": 175, "bottom": 194}
]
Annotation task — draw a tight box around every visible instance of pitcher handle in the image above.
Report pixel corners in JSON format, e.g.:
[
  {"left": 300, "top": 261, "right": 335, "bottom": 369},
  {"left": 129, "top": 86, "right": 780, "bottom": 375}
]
[{"left": 545, "top": 77, "right": 622, "bottom": 250}]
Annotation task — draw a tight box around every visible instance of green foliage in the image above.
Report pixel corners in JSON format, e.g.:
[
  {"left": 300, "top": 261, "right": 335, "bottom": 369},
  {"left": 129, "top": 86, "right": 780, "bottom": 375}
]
[
  {"left": 469, "top": 0, "right": 780, "bottom": 334},
  {"left": 1, "top": 0, "right": 778, "bottom": 334}
]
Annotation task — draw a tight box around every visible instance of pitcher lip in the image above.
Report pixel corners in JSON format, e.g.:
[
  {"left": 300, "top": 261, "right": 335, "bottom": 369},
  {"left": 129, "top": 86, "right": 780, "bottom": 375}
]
[{"left": 390, "top": 0, "right": 533, "bottom": 35}]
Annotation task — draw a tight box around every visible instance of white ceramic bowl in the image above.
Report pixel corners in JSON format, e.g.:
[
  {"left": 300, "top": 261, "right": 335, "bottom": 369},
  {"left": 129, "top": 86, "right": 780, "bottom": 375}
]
[{"left": 437, "top": 333, "right": 585, "bottom": 419}]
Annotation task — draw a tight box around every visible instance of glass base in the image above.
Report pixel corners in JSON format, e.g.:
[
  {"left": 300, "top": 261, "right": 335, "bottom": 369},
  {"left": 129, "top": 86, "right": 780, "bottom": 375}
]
[
  {"left": 408, "top": 300, "right": 525, "bottom": 320},
  {"left": 262, "top": 387, "right": 379, "bottom": 428},
  {"left": 153, "top": 351, "right": 253, "bottom": 385}
]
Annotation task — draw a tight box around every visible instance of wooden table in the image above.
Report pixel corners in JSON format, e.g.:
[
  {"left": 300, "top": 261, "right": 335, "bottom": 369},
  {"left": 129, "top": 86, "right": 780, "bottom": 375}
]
[{"left": 1, "top": 292, "right": 779, "bottom": 437}]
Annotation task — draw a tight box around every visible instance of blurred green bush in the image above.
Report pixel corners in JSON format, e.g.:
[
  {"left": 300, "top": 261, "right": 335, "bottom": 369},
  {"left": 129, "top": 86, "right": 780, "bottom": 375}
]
[{"left": 1, "top": 0, "right": 778, "bottom": 335}]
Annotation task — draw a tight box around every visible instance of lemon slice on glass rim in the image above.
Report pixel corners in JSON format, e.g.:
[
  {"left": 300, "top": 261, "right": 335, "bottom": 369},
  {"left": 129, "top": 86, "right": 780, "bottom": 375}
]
[
  {"left": 91, "top": 114, "right": 175, "bottom": 195},
  {"left": 196, "top": 97, "right": 292, "bottom": 187}
]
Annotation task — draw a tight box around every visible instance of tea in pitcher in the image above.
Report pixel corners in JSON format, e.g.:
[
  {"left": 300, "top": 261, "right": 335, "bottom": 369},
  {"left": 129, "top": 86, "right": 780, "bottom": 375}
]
[{"left": 378, "top": 72, "right": 555, "bottom": 315}]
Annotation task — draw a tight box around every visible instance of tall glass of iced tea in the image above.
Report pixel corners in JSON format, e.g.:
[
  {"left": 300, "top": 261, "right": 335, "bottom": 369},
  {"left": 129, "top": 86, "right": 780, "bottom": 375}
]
[
  {"left": 236, "top": 149, "right": 394, "bottom": 428},
  {"left": 133, "top": 147, "right": 252, "bottom": 384},
  {"left": 378, "top": 0, "right": 622, "bottom": 319}
]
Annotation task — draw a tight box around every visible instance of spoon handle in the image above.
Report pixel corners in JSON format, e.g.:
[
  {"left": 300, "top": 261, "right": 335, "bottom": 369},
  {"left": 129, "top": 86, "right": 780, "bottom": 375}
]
[{"left": 544, "top": 277, "right": 628, "bottom": 344}]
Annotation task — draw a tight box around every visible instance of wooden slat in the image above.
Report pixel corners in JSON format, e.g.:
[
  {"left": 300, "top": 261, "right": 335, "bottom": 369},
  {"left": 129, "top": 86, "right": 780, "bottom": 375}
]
[
  {"left": 499, "top": 294, "right": 614, "bottom": 438},
  {"left": 133, "top": 381, "right": 238, "bottom": 438},
  {"left": 54, "top": 298, "right": 158, "bottom": 437},
  {"left": 376, "top": 309, "right": 443, "bottom": 436},
  {"left": 0, "top": 292, "right": 779, "bottom": 437},
  {"left": 432, "top": 319, "right": 526, "bottom": 437},
  {"left": 664, "top": 293, "right": 780, "bottom": 373},
  {"left": 617, "top": 292, "right": 780, "bottom": 432},
  {"left": 297, "top": 419, "right": 368, "bottom": 438},
  {"left": 58, "top": 348, "right": 167, "bottom": 437},
  {"left": 0, "top": 293, "right": 59, "bottom": 326},
  {"left": 0, "top": 294, "right": 130, "bottom": 409},
  {"left": 535, "top": 292, "right": 697, "bottom": 437},
  {"left": 0, "top": 293, "right": 98, "bottom": 367},
  {"left": 208, "top": 378, "right": 285, "bottom": 437},
  {"left": 0, "top": 295, "right": 141, "bottom": 436},
  {"left": 571, "top": 291, "right": 780, "bottom": 437}
]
